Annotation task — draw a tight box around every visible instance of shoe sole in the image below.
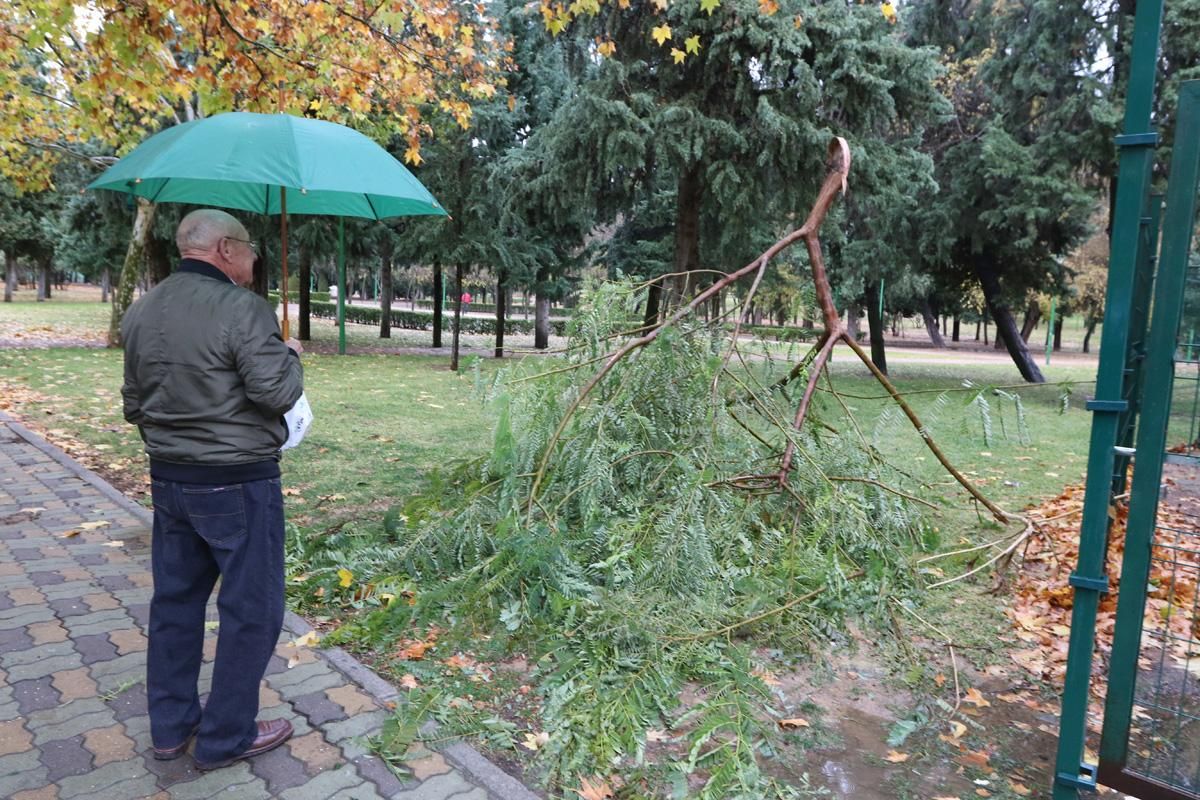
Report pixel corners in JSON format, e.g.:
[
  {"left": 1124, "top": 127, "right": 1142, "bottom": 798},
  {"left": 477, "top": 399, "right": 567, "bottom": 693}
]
[
  {"left": 194, "top": 729, "right": 293, "bottom": 771},
  {"left": 152, "top": 726, "right": 200, "bottom": 760}
]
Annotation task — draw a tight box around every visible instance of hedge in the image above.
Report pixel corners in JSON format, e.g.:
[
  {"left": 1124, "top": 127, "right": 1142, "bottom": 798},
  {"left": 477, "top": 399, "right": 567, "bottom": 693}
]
[
  {"left": 304, "top": 301, "right": 568, "bottom": 337},
  {"left": 268, "top": 291, "right": 331, "bottom": 303}
]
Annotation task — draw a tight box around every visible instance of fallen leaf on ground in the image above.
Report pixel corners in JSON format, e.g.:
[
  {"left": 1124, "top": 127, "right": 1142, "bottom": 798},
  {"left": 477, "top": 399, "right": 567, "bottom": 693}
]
[
  {"left": 645, "top": 728, "right": 669, "bottom": 742},
  {"left": 574, "top": 777, "right": 614, "bottom": 800},
  {"left": 292, "top": 630, "right": 320, "bottom": 648},
  {"left": 522, "top": 731, "right": 550, "bottom": 751},
  {"left": 779, "top": 718, "right": 810, "bottom": 729},
  {"left": 884, "top": 750, "right": 909, "bottom": 763},
  {"left": 80, "top": 520, "right": 110, "bottom": 530},
  {"left": 399, "top": 674, "right": 419, "bottom": 690},
  {"left": 964, "top": 687, "right": 991, "bottom": 708}
]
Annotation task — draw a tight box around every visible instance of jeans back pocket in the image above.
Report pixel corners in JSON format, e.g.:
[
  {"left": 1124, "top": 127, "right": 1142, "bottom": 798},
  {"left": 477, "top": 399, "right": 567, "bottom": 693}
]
[{"left": 181, "top": 485, "right": 246, "bottom": 545}]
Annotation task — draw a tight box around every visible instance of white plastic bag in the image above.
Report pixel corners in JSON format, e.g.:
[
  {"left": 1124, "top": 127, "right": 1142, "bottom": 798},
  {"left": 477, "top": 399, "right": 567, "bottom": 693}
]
[{"left": 281, "top": 392, "right": 313, "bottom": 451}]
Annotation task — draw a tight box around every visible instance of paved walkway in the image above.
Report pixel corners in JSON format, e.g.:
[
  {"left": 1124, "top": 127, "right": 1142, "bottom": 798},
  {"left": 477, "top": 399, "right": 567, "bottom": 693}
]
[{"left": 0, "top": 414, "right": 538, "bottom": 800}]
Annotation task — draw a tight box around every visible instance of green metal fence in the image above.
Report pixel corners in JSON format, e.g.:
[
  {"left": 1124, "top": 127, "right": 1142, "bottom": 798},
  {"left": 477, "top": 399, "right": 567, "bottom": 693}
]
[{"left": 1056, "top": 76, "right": 1200, "bottom": 799}]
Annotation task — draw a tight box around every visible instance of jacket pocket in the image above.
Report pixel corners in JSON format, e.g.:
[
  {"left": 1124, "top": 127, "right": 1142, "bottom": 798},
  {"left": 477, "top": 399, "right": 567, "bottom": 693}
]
[{"left": 181, "top": 485, "right": 246, "bottom": 545}]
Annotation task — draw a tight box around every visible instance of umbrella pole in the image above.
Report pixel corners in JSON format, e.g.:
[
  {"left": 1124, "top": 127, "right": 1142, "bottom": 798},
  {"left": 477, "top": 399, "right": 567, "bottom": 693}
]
[
  {"left": 338, "top": 216, "right": 346, "bottom": 355},
  {"left": 280, "top": 187, "right": 290, "bottom": 340}
]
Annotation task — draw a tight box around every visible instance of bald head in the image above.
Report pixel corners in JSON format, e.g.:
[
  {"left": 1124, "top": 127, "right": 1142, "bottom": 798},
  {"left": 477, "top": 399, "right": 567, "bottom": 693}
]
[
  {"left": 176, "top": 209, "right": 256, "bottom": 286},
  {"left": 177, "top": 209, "right": 246, "bottom": 254}
]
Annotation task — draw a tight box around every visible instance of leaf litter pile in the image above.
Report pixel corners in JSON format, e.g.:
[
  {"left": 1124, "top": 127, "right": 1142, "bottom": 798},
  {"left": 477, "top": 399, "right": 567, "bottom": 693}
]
[{"left": 992, "top": 462, "right": 1200, "bottom": 780}]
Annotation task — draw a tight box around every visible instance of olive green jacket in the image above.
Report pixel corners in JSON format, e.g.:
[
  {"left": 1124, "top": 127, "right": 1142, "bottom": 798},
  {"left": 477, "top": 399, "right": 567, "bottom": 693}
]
[{"left": 121, "top": 259, "right": 304, "bottom": 470}]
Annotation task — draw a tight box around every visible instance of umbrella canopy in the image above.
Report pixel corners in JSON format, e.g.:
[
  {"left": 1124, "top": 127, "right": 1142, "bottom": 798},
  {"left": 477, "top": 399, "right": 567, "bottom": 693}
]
[{"left": 87, "top": 111, "right": 447, "bottom": 220}]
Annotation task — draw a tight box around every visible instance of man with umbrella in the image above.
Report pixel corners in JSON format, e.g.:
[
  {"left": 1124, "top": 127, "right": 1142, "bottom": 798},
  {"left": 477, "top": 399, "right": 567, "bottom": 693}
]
[{"left": 121, "top": 208, "right": 302, "bottom": 769}]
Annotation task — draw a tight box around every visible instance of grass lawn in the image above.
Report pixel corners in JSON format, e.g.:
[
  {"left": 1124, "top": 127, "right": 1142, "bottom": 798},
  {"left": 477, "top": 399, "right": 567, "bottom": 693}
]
[{"left": 0, "top": 295, "right": 1111, "bottom": 798}]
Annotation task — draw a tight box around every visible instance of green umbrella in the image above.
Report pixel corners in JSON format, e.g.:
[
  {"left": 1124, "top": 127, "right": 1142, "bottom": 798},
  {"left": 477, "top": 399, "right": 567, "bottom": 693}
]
[{"left": 88, "top": 111, "right": 447, "bottom": 348}]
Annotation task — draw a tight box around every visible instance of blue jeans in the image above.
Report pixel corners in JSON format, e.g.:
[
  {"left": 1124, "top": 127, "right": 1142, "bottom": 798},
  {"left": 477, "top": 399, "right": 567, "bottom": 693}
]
[{"left": 147, "top": 476, "right": 285, "bottom": 763}]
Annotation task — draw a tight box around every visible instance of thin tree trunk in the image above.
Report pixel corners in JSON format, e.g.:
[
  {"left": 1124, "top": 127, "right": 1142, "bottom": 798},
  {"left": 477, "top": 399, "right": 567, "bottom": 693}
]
[
  {"left": 451, "top": 263, "right": 464, "bottom": 371},
  {"left": 952, "top": 314, "right": 960, "bottom": 342},
  {"left": 1053, "top": 314, "right": 1064, "bottom": 352},
  {"left": 670, "top": 165, "right": 702, "bottom": 312},
  {"left": 109, "top": 199, "right": 157, "bottom": 347},
  {"left": 921, "top": 298, "right": 945, "bottom": 347},
  {"left": 846, "top": 304, "right": 862, "bottom": 340},
  {"left": 148, "top": 235, "right": 171, "bottom": 286},
  {"left": 432, "top": 261, "right": 444, "bottom": 348},
  {"left": 865, "top": 281, "right": 888, "bottom": 376},
  {"left": 975, "top": 319, "right": 981, "bottom": 341},
  {"left": 100, "top": 266, "right": 110, "bottom": 304},
  {"left": 495, "top": 271, "right": 507, "bottom": 358},
  {"left": 1083, "top": 319, "right": 1097, "bottom": 353},
  {"left": 534, "top": 267, "right": 551, "bottom": 350},
  {"left": 4, "top": 252, "right": 15, "bottom": 302},
  {"left": 1019, "top": 300, "right": 1041, "bottom": 343},
  {"left": 379, "top": 245, "right": 393, "bottom": 339},
  {"left": 298, "top": 245, "right": 312, "bottom": 341},
  {"left": 643, "top": 280, "right": 662, "bottom": 330},
  {"left": 976, "top": 259, "right": 1046, "bottom": 383},
  {"left": 37, "top": 259, "right": 49, "bottom": 301}
]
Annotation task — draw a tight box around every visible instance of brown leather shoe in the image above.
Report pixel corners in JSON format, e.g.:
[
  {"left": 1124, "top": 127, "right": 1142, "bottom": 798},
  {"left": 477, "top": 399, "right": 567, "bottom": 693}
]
[
  {"left": 194, "top": 719, "right": 294, "bottom": 771},
  {"left": 151, "top": 724, "right": 200, "bottom": 761}
]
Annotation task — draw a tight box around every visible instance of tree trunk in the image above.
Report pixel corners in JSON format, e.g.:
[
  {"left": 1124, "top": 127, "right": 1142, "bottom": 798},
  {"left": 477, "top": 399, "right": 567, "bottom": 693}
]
[
  {"left": 975, "top": 319, "right": 981, "bottom": 341},
  {"left": 100, "top": 266, "right": 110, "bottom": 304},
  {"left": 670, "top": 165, "right": 703, "bottom": 312},
  {"left": 432, "top": 261, "right": 444, "bottom": 348},
  {"left": 952, "top": 314, "right": 960, "bottom": 342},
  {"left": 534, "top": 267, "right": 551, "bottom": 349},
  {"left": 1083, "top": 319, "right": 1097, "bottom": 353},
  {"left": 451, "top": 263, "right": 464, "bottom": 371},
  {"left": 975, "top": 259, "right": 1046, "bottom": 383},
  {"left": 298, "top": 245, "right": 312, "bottom": 341},
  {"left": 643, "top": 280, "right": 662, "bottom": 330},
  {"left": 865, "top": 281, "right": 888, "bottom": 376},
  {"left": 845, "top": 304, "right": 862, "bottom": 340},
  {"left": 109, "top": 199, "right": 157, "bottom": 347},
  {"left": 4, "top": 252, "right": 15, "bottom": 303},
  {"left": 379, "top": 245, "right": 393, "bottom": 339},
  {"left": 1053, "top": 314, "right": 1064, "bottom": 352},
  {"left": 495, "top": 271, "right": 507, "bottom": 359},
  {"left": 147, "top": 235, "right": 171, "bottom": 286},
  {"left": 37, "top": 259, "right": 50, "bottom": 301},
  {"left": 921, "top": 298, "right": 945, "bottom": 347},
  {"left": 1019, "top": 299, "right": 1041, "bottom": 343}
]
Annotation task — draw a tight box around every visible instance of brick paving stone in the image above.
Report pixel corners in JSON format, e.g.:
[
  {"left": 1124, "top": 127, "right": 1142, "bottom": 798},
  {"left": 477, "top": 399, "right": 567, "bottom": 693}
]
[
  {"left": 353, "top": 754, "right": 408, "bottom": 797},
  {"left": 0, "top": 717, "right": 33, "bottom": 755},
  {"left": 270, "top": 668, "right": 345, "bottom": 700},
  {"left": 42, "top": 582, "right": 105, "bottom": 602},
  {"left": 71, "top": 633, "right": 120, "bottom": 665},
  {"left": 94, "top": 574, "right": 135, "bottom": 592},
  {"left": 106, "top": 680, "right": 148, "bottom": 722},
  {"left": 249, "top": 741, "right": 314, "bottom": 793},
  {"left": 0, "top": 605, "right": 55, "bottom": 630},
  {"left": 7, "top": 652, "right": 85, "bottom": 683},
  {"left": 27, "top": 620, "right": 69, "bottom": 645},
  {"left": 27, "top": 571, "right": 65, "bottom": 587},
  {"left": 391, "top": 771, "right": 482, "bottom": 800},
  {"left": 326, "top": 685, "right": 379, "bottom": 717},
  {"left": 7, "top": 586, "right": 45, "bottom": 606},
  {"left": 141, "top": 748, "right": 201, "bottom": 788},
  {"left": 81, "top": 593, "right": 119, "bottom": 612},
  {"left": 291, "top": 689, "right": 350, "bottom": 726},
  {"left": 287, "top": 730, "right": 344, "bottom": 775},
  {"left": 81, "top": 723, "right": 135, "bottom": 767},
  {"left": 0, "top": 625, "right": 34, "bottom": 651},
  {"left": 4, "top": 641, "right": 76, "bottom": 670},
  {"left": 259, "top": 684, "right": 284, "bottom": 710},
  {"left": 26, "top": 697, "right": 113, "bottom": 744},
  {"left": 0, "top": 750, "right": 49, "bottom": 797},
  {"left": 9, "top": 547, "right": 42, "bottom": 561},
  {"left": 48, "top": 598, "right": 91, "bottom": 619},
  {"left": 51, "top": 667, "right": 99, "bottom": 704},
  {"left": 62, "top": 609, "right": 134, "bottom": 637},
  {"left": 276, "top": 765, "right": 369, "bottom": 800},
  {"left": 41, "top": 735, "right": 95, "bottom": 782},
  {"left": 408, "top": 750, "right": 454, "bottom": 781},
  {"left": 107, "top": 628, "right": 147, "bottom": 655},
  {"left": 156, "top": 761, "right": 263, "bottom": 800},
  {"left": 58, "top": 568, "right": 93, "bottom": 583},
  {"left": 11, "top": 786, "right": 60, "bottom": 800},
  {"left": 72, "top": 553, "right": 106, "bottom": 567},
  {"left": 11, "top": 676, "right": 62, "bottom": 715},
  {"left": 56, "top": 760, "right": 159, "bottom": 800},
  {"left": 125, "top": 602, "right": 151, "bottom": 628}
]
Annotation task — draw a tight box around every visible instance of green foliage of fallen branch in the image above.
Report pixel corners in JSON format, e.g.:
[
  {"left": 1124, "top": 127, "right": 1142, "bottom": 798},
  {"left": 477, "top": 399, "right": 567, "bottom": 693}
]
[{"left": 320, "top": 279, "right": 937, "bottom": 798}]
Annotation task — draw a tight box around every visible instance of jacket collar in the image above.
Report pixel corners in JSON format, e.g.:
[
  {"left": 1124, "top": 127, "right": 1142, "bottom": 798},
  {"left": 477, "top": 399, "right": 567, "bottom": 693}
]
[{"left": 178, "top": 258, "right": 235, "bottom": 284}]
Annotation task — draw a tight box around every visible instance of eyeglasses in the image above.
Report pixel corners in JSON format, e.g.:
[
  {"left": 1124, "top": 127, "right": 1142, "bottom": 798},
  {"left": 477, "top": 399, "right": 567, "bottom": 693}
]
[{"left": 223, "top": 236, "right": 259, "bottom": 253}]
